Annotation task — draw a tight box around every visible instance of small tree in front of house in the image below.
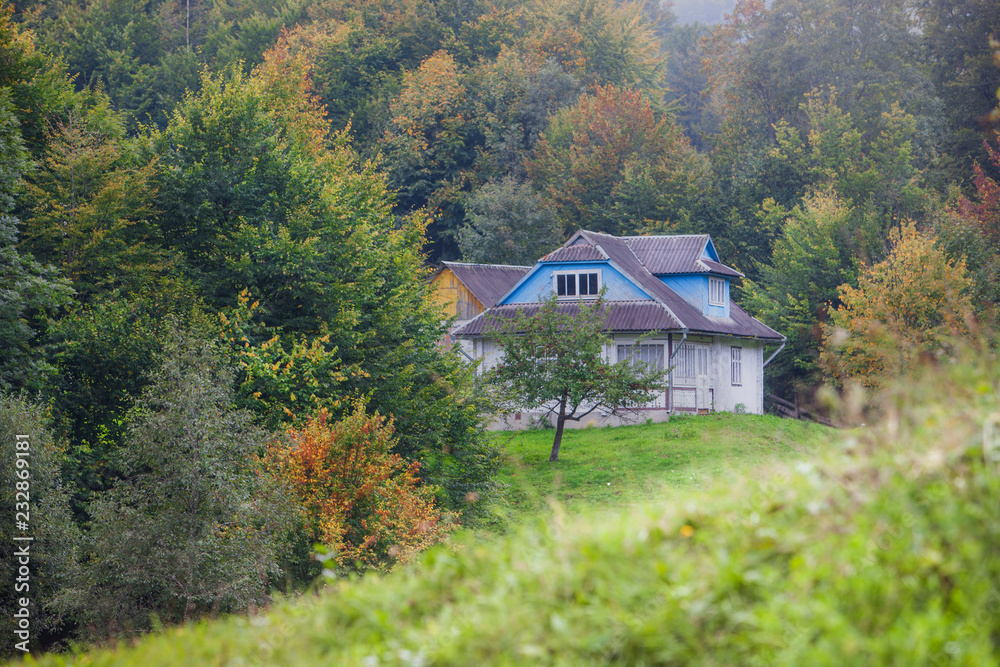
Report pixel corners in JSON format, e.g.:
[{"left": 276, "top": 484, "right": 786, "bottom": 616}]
[{"left": 485, "top": 293, "right": 665, "bottom": 462}]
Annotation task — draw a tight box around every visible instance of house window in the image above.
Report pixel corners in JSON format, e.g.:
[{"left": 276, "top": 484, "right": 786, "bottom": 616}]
[
  {"left": 672, "top": 343, "right": 697, "bottom": 381},
  {"left": 731, "top": 346, "right": 742, "bottom": 386},
  {"left": 554, "top": 270, "right": 601, "bottom": 298},
  {"left": 617, "top": 344, "right": 664, "bottom": 371},
  {"left": 709, "top": 277, "right": 726, "bottom": 306}
]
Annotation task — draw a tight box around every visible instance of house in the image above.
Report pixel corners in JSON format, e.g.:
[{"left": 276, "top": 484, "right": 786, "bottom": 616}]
[
  {"left": 453, "top": 230, "right": 784, "bottom": 422},
  {"left": 429, "top": 261, "right": 531, "bottom": 349}
]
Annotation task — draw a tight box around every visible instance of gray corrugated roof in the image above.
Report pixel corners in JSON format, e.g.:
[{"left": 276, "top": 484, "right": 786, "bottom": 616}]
[
  {"left": 621, "top": 234, "right": 743, "bottom": 277},
  {"left": 581, "top": 231, "right": 782, "bottom": 340},
  {"left": 624, "top": 235, "right": 708, "bottom": 274},
  {"left": 453, "top": 301, "right": 682, "bottom": 337},
  {"left": 699, "top": 259, "right": 744, "bottom": 278},
  {"left": 452, "top": 231, "right": 782, "bottom": 341},
  {"left": 540, "top": 245, "right": 606, "bottom": 262},
  {"left": 441, "top": 262, "right": 531, "bottom": 308}
]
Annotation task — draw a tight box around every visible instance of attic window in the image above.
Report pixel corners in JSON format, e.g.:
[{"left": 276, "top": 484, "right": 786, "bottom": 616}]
[
  {"left": 554, "top": 270, "right": 601, "bottom": 298},
  {"left": 708, "top": 277, "right": 726, "bottom": 306}
]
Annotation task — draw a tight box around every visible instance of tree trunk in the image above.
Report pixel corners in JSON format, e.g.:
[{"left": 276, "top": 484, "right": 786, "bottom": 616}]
[{"left": 549, "top": 392, "right": 568, "bottom": 462}]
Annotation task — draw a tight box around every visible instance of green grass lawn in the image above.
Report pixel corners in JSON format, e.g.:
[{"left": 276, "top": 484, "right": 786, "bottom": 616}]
[{"left": 491, "top": 412, "right": 832, "bottom": 524}]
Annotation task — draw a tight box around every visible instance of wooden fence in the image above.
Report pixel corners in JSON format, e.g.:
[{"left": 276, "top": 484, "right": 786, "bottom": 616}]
[{"left": 765, "top": 393, "right": 833, "bottom": 427}]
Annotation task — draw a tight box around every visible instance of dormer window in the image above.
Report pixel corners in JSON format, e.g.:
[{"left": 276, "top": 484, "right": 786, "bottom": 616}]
[
  {"left": 554, "top": 270, "right": 601, "bottom": 298},
  {"left": 708, "top": 277, "right": 725, "bottom": 306}
]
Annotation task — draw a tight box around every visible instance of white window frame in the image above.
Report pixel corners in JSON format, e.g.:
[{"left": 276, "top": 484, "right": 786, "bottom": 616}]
[
  {"left": 731, "top": 346, "right": 742, "bottom": 386},
  {"left": 672, "top": 343, "right": 697, "bottom": 382},
  {"left": 708, "top": 276, "right": 726, "bottom": 306},
  {"left": 617, "top": 343, "right": 664, "bottom": 372},
  {"left": 553, "top": 269, "right": 602, "bottom": 299}
]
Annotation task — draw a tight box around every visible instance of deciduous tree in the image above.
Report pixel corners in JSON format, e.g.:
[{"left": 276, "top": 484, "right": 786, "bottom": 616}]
[
  {"left": 526, "top": 84, "right": 711, "bottom": 236},
  {"left": 741, "top": 192, "right": 862, "bottom": 395},
  {"left": 0, "top": 90, "right": 73, "bottom": 392},
  {"left": 485, "top": 292, "right": 664, "bottom": 462},
  {"left": 458, "top": 176, "right": 562, "bottom": 265},
  {"left": 65, "top": 334, "right": 297, "bottom": 639},
  {"left": 0, "top": 397, "right": 80, "bottom": 659},
  {"left": 269, "top": 405, "right": 453, "bottom": 572},
  {"left": 821, "top": 223, "right": 974, "bottom": 388}
]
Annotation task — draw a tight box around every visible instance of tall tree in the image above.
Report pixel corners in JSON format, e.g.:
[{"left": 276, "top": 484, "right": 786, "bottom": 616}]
[
  {"left": 380, "top": 50, "right": 473, "bottom": 258},
  {"left": 915, "top": 0, "right": 1000, "bottom": 187},
  {"left": 741, "top": 192, "right": 863, "bottom": 396},
  {"left": 821, "top": 223, "right": 974, "bottom": 389},
  {"left": 22, "top": 96, "right": 167, "bottom": 300},
  {"left": 0, "top": 397, "right": 80, "bottom": 658},
  {"left": 702, "top": 0, "right": 941, "bottom": 270},
  {"left": 458, "top": 176, "right": 563, "bottom": 265},
  {"left": 0, "top": 91, "right": 73, "bottom": 391},
  {"left": 705, "top": 0, "right": 937, "bottom": 149},
  {"left": 151, "top": 41, "right": 501, "bottom": 522},
  {"left": 527, "top": 0, "right": 664, "bottom": 93},
  {"left": 526, "top": 84, "right": 711, "bottom": 236},
  {"left": 63, "top": 335, "right": 297, "bottom": 639}
]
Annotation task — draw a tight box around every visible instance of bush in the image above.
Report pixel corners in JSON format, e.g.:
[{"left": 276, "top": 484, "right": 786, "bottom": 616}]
[
  {"left": 60, "top": 335, "right": 297, "bottom": 640},
  {"left": 269, "top": 405, "right": 454, "bottom": 573},
  {"left": 0, "top": 397, "right": 79, "bottom": 658}
]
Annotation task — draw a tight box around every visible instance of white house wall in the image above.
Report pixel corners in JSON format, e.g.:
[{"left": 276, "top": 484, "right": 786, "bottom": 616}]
[
  {"left": 709, "top": 337, "right": 764, "bottom": 414},
  {"left": 468, "top": 333, "right": 766, "bottom": 428}
]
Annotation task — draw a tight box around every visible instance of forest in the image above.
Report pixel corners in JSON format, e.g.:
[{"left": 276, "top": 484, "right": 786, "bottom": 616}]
[{"left": 0, "top": 0, "right": 998, "bottom": 655}]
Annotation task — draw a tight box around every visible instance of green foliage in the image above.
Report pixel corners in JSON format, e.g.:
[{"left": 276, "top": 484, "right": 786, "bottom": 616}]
[
  {"left": 527, "top": 84, "right": 712, "bottom": 236},
  {"left": 30, "top": 348, "right": 1000, "bottom": 666},
  {"left": 742, "top": 93, "right": 937, "bottom": 395},
  {"left": 774, "top": 90, "right": 931, "bottom": 229},
  {"left": 380, "top": 49, "right": 474, "bottom": 257},
  {"left": 43, "top": 282, "right": 207, "bottom": 515},
  {"left": 704, "top": 0, "right": 938, "bottom": 153},
  {"left": 21, "top": 0, "right": 309, "bottom": 128},
  {"left": 915, "top": 0, "right": 1000, "bottom": 188},
  {"left": 660, "top": 22, "right": 718, "bottom": 151},
  {"left": 741, "top": 192, "right": 863, "bottom": 394},
  {"left": 933, "top": 206, "right": 1000, "bottom": 324},
  {"left": 305, "top": 20, "right": 404, "bottom": 145},
  {"left": 60, "top": 334, "right": 298, "bottom": 640},
  {"left": 485, "top": 292, "right": 665, "bottom": 461},
  {"left": 0, "top": 396, "right": 80, "bottom": 659},
  {"left": 458, "top": 176, "right": 562, "bottom": 265},
  {"left": 0, "top": 90, "right": 74, "bottom": 392},
  {"left": 21, "top": 95, "right": 169, "bottom": 299},
  {"left": 528, "top": 0, "right": 664, "bottom": 92},
  {"left": 219, "top": 289, "right": 347, "bottom": 431},
  {"left": 0, "top": 1, "right": 77, "bottom": 157}
]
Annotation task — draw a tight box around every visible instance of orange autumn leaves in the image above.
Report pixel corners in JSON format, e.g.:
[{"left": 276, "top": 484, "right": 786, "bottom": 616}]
[
  {"left": 268, "top": 406, "right": 452, "bottom": 571},
  {"left": 821, "top": 223, "right": 975, "bottom": 388}
]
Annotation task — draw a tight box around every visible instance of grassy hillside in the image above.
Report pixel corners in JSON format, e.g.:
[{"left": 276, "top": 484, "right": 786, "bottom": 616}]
[
  {"left": 19, "top": 356, "right": 1000, "bottom": 665},
  {"left": 494, "top": 413, "right": 830, "bottom": 521}
]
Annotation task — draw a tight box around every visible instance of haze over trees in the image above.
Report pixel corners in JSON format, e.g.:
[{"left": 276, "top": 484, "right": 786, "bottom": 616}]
[{"left": 0, "top": 0, "right": 998, "bottom": 654}]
